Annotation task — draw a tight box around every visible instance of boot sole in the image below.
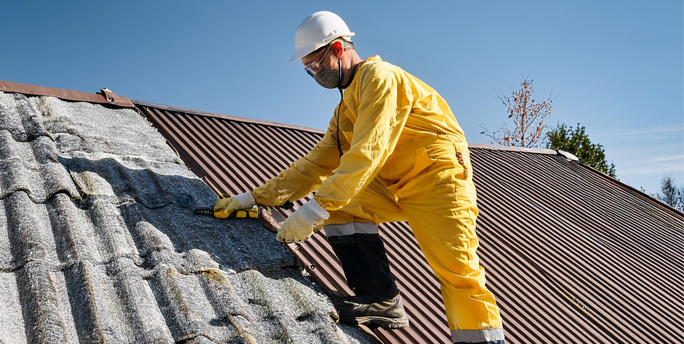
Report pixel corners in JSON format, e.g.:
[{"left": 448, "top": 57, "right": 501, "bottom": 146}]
[{"left": 347, "top": 314, "right": 409, "bottom": 330}]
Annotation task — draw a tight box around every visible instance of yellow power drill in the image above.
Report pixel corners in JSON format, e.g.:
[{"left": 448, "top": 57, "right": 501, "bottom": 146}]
[
  {"left": 194, "top": 195, "right": 294, "bottom": 219},
  {"left": 193, "top": 205, "right": 260, "bottom": 219}
]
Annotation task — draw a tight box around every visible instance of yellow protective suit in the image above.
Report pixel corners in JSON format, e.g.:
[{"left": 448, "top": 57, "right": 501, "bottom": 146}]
[{"left": 253, "top": 56, "right": 503, "bottom": 339}]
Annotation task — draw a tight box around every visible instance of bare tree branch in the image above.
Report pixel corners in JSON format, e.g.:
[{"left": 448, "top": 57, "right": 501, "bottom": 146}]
[{"left": 483, "top": 77, "right": 555, "bottom": 148}]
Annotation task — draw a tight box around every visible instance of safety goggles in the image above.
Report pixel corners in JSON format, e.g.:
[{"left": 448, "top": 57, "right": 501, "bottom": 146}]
[{"left": 304, "top": 44, "right": 333, "bottom": 77}]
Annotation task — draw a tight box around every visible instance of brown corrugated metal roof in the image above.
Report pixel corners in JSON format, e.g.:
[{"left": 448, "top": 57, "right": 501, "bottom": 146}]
[{"left": 132, "top": 100, "right": 684, "bottom": 344}]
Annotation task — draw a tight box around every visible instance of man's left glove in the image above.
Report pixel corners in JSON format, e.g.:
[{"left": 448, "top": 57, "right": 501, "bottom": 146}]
[{"left": 277, "top": 198, "right": 330, "bottom": 243}]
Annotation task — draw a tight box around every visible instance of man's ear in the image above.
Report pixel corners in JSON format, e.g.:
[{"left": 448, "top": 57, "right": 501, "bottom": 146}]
[{"left": 331, "top": 41, "right": 344, "bottom": 58}]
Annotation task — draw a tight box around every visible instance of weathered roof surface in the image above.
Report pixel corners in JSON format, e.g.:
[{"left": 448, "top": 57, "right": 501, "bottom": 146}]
[
  {"left": 0, "top": 91, "right": 372, "bottom": 343},
  {"left": 133, "top": 101, "right": 684, "bottom": 344}
]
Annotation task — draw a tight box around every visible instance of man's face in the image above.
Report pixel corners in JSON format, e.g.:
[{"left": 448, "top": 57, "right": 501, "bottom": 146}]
[{"left": 301, "top": 44, "right": 335, "bottom": 76}]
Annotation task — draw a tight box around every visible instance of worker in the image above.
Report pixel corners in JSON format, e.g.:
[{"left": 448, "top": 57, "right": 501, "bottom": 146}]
[{"left": 215, "top": 11, "right": 505, "bottom": 344}]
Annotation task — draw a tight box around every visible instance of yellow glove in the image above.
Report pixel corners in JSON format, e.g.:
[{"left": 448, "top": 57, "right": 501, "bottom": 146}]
[
  {"left": 213, "top": 192, "right": 256, "bottom": 219},
  {"left": 276, "top": 199, "right": 330, "bottom": 243}
]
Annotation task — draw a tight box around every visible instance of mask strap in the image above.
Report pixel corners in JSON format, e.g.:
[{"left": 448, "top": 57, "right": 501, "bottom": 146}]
[
  {"left": 335, "top": 62, "right": 365, "bottom": 157},
  {"left": 336, "top": 87, "right": 344, "bottom": 157},
  {"left": 337, "top": 57, "right": 344, "bottom": 88}
]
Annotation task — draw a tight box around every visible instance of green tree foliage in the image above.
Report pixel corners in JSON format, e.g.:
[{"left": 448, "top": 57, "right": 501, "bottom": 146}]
[
  {"left": 655, "top": 173, "right": 684, "bottom": 211},
  {"left": 546, "top": 123, "right": 616, "bottom": 177}
]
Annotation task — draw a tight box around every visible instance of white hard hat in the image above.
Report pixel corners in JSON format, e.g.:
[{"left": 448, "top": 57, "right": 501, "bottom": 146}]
[{"left": 290, "top": 11, "right": 355, "bottom": 62}]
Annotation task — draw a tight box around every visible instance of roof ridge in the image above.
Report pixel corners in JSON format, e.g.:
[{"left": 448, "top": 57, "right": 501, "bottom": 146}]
[
  {"left": 470, "top": 142, "right": 683, "bottom": 217},
  {"left": 575, "top": 160, "right": 684, "bottom": 218},
  {"left": 132, "top": 99, "right": 326, "bottom": 134},
  {"left": 0, "top": 80, "right": 135, "bottom": 108},
  {"left": 468, "top": 143, "right": 557, "bottom": 155}
]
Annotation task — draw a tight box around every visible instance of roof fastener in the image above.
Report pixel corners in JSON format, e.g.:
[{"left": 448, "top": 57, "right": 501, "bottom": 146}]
[{"left": 99, "top": 88, "right": 114, "bottom": 102}]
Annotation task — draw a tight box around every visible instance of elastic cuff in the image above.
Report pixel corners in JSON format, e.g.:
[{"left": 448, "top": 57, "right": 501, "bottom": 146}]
[{"left": 313, "top": 194, "right": 342, "bottom": 212}]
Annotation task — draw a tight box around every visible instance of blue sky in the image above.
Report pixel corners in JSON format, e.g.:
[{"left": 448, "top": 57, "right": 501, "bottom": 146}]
[{"left": 2, "top": 1, "right": 682, "bottom": 195}]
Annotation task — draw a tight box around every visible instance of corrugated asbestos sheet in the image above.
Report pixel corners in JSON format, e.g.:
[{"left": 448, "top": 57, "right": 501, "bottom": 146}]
[
  {"left": 135, "top": 101, "right": 684, "bottom": 344},
  {"left": 0, "top": 91, "right": 372, "bottom": 344}
]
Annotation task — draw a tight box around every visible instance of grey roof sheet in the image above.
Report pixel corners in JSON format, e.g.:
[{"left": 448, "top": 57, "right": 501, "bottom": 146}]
[{"left": 0, "top": 91, "right": 371, "bottom": 343}]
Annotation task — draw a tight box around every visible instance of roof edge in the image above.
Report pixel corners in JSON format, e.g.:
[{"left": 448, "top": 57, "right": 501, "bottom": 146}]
[
  {"left": 468, "top": 143, "right": 557, "bottom": 155},
  {"left": 470, "top": 143, "right": 683, "bottom": 217},
  {"left": 133, "top": 99, "right": 326, "bottom": 135},
  {"left": 577, "top": 161, "right": 684, "bottom": 218},
  {"left": 0, "top": 80, "right": 135, "bottom": 108}
]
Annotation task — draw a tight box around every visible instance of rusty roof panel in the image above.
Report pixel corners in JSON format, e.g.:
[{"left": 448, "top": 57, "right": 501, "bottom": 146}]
[
  {"left": 0, "top": 80, "right": 135, "bottom": 108},
  {"left": 134, "top": 101, "right": 684, "bottom": 344}
]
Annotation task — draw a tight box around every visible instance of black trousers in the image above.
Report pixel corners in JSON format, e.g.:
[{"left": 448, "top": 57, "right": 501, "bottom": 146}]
[{"left": 327, "top": 233, "right": 399, "bottom": 298}]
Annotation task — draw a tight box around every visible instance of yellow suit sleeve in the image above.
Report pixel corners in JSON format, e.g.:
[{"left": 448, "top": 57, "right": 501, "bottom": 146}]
[
  {"left": 315, "top": 63, "right": 413, "bottom": 211},
  {"left": 252, "top": 115, "right": 341, "bottom": 207}
]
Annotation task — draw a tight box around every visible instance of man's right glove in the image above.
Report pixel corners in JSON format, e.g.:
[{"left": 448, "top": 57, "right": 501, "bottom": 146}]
[
  {"left": 213, "top": 192, "right": 256, "bottom": 219},
  {"left": 276, "top": 198, "right": 329, "bottom": 243}
]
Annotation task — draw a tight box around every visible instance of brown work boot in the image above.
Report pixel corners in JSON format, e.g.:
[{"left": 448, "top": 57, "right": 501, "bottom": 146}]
[{"left": 334, "top": 295, "right": 409, "bottom": 329}]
